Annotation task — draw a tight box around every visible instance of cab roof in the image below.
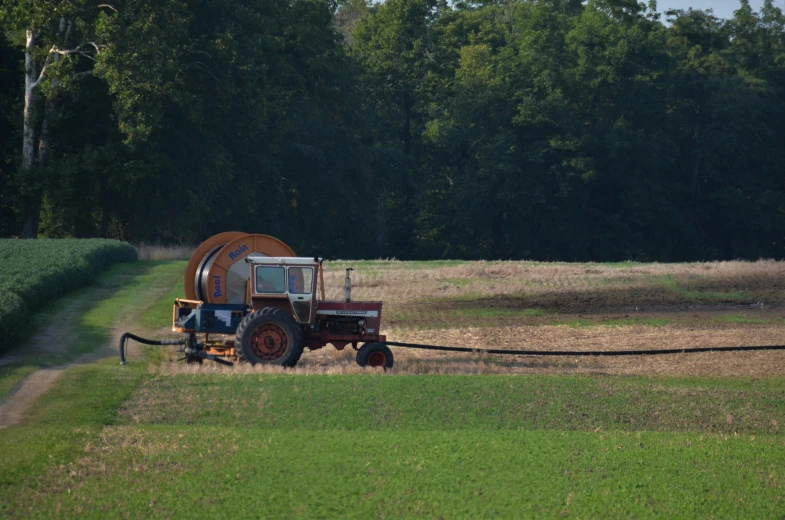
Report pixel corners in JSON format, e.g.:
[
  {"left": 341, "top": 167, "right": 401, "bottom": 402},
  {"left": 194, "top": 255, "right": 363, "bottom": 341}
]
[{"left": 244, "top": 256, "right": 321, "bottom": 266}]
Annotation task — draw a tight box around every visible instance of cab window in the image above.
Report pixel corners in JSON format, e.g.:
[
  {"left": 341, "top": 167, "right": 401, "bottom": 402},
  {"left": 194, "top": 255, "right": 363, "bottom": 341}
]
[
  {"left": 255, "top": 266, "right": 286, "bottom": 293},
  {"left": 288, "top": 267, "right": 314, "bottom": 294}
]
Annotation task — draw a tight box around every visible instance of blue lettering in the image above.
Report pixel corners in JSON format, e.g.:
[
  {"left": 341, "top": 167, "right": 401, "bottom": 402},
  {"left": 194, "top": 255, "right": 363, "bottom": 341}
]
[
  {"left": 213, "top": 275, "right": 222, "bottom": 298},
  {"left": 228, "top": 244, "right": 249, "bottom": 261}
]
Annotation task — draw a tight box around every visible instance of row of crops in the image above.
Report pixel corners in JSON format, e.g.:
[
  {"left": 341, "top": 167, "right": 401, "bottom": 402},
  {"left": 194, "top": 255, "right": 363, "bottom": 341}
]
[{"left": 0, "top": 239, "right": 136, "bottom": 353}]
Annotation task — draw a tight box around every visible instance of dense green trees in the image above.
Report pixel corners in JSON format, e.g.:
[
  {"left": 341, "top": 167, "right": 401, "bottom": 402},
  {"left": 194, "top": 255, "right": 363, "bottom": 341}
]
[{"left": 1, "top": 0, "right": 783, "bottom": 260}]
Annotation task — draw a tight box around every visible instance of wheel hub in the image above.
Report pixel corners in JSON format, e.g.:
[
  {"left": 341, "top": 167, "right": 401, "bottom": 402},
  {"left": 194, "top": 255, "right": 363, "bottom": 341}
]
[
  {"left": 367, "top": 351, "right": 386, "bottom": 367},
  {"left": 250, "top": 323, "right": 289, "bottom": 360}
]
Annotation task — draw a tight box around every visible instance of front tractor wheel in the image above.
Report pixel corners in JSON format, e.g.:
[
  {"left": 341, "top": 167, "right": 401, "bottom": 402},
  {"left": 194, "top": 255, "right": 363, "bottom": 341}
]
[
  {"left": 235, "top": 308, "right": 305, "bottom": 367},
  {"left": 357, "top": 342, "right": 394, "bottom": 370}
]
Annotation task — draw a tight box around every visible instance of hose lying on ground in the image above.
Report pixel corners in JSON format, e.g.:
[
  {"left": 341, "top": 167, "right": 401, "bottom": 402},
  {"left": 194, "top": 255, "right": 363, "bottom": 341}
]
[
  {"left": 119, "top": 334, "right": 785, "bottom": 367},
  {"left": 119, "top": 332, "right": 187, "bottom": 365},
  {"left": 385, "top": 341, "right": 785, "bottom": 357}
]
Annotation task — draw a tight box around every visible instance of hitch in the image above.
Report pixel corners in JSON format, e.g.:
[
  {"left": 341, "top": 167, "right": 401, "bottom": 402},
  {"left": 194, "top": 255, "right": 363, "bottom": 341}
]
[
  {"left": 118, "top": 332, "right": 233, "bottom": 366},
  {"left": 181, "top": 344, "right": 234, "bottom": 366}
]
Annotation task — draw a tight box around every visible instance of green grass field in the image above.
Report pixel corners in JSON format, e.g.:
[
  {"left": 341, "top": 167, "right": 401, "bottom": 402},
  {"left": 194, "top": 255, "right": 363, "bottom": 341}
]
[
  {"left": 2, "top": 257, "right": 785, "bottom": 518},
  {"left": 4, "top": 365, "right": 785, "bottom": 517}
]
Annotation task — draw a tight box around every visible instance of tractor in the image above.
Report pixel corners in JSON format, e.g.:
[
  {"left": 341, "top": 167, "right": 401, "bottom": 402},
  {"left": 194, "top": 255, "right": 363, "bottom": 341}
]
[{"left": 172, "top": 255, "right": 394, "bottom": 368}]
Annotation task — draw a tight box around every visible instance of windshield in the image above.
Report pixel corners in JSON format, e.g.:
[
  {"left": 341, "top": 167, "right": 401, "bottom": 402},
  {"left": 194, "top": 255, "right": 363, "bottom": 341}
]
[{"left": 255, "top": 266, "right": 286, "bottom": 293}]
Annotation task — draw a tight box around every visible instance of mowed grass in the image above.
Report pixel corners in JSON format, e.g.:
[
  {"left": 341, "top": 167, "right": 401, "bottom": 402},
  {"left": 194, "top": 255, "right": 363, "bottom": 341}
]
[
  {"left": 9, "top": 426, "right": 785, "bottom": 518},
  {"left": 0, "top": 366, "right": 38, "bottom": 400},
  {"left": 122, "top": 374, "right": 785, "bottom": 435},
  {"left": 1, "top": 261, "right": 183, "bottom": 515},
  {"left": 4, "top": 372, "right": 785, "bottom": 517},
  {"left": 68, "top": 261, "right": 185, "bottom": 362}
]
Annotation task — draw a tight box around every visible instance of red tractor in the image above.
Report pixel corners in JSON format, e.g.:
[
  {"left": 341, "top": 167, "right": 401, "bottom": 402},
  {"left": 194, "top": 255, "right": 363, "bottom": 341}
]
[{"left": 172, "top": 256, "right": 394, "bottom": 369}]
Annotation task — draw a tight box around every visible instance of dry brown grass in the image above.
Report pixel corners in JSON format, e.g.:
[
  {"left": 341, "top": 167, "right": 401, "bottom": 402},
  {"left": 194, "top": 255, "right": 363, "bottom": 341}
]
[
  {"left": 151, "top": 258, "right": 785, "bottom": 378},
  {"left": 135, "top": 243, "right": 194, "bottom": 261},
  {"left": 327, "top": 259, "right": 785, "bottom": 377},
  {"left": 153, "top": 321, "right": 785, "bottom": 378},
  {"left": 322, "top": 259, "right": 785, "bottom": 305}
]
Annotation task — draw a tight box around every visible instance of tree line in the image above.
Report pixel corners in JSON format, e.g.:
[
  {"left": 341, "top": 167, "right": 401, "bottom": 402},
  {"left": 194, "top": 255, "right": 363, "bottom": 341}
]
[{"left": 0, "top": 0, "right": 783, "bottom": 261}]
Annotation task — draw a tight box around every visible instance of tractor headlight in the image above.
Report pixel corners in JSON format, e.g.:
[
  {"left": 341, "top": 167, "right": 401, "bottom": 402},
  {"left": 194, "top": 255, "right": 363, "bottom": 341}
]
[{"left": 358, "top": 319, "right": 366, "bottom": 327}]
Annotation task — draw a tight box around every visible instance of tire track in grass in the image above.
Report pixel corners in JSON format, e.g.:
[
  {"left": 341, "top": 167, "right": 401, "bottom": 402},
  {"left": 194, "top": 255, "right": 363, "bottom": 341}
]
[
  {"left": 0, "top": 261, "right": 184, "bottom": 429},
  {"left": 0, "top": 280, "right": 129, "bottom": 368}
]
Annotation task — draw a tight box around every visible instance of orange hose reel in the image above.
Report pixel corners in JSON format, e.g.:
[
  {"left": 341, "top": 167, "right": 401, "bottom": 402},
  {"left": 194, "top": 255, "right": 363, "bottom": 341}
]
[{"left": 185, "top": 232, "right": 296, "bottom": 304}]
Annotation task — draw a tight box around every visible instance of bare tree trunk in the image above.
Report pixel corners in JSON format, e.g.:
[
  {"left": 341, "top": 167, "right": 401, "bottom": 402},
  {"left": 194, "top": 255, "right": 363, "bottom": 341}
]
[
  {"left": 21, "top": 18, "right": 71, "bottom": 238},
  {"left": 21, "top": 30, "right": 40, "bottom": 238},
  {"left": 38, "top": 99, "right": 54, "bottom": 165},
  {"left": 37, "top": 19, "right": 68, "bottom": 168}
]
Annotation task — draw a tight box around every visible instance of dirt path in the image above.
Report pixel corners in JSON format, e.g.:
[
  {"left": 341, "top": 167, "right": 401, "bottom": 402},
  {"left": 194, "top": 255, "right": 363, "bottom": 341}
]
[
  {"left": 0, "top": 343, "right": 119, "bottom": 429},
  {"left": 0, "top": 279, "right": 128, "bottom": 368},
  {"left": 0, "top": 281, "right": 126, "bottom": 429},
  {"left": 0, "top": 267, "right": 175, "bottom": 429},
  {"left": 0, "top": 369, "right": 64, "bottom": 428}
]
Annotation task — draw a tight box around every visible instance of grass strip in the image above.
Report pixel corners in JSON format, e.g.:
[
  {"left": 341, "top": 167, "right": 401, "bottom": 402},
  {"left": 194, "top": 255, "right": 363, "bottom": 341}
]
[
  {"left": 0, "top": 261, "right": 184, "bottom": 368},
  {"left": 0, "top": 361, "right": 149, "bottom": 491},
  {"left": 137, "top": 263, "right": 186, "bottom": 330},
  {"left": 3, "top": 426, "right": 784, "bottom": 518},
  {"left": 118, "top": 374, "right": 785, "bottom": 435}
]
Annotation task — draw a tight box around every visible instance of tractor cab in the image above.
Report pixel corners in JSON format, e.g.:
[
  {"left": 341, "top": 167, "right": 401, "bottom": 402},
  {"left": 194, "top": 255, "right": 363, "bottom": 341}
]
[{"left": 245, "top": 256, "right": 321, "bottom": 324}]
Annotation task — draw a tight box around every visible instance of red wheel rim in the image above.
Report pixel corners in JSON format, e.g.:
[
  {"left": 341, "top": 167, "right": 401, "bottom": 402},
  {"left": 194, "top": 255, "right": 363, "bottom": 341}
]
[
  {"left": 250, "top": 323, "right": 289, "bottom": 361},
  {"left": 367, "top": 351, "right": 386, "bottom": 367}
]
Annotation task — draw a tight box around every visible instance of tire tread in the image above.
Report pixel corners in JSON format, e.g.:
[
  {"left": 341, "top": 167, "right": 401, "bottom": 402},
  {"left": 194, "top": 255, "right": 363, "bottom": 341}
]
[{"left": 235, "top": 307, "right": 305, "bottom": 367}]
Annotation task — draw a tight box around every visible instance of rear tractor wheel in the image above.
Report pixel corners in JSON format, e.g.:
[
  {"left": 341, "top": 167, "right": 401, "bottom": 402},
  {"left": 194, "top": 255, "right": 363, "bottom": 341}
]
[
  {"left": 235, "top": 308, "right": 305, "bottom": 367},
  {"left": 356, "top": 342, "right": 394, "bottom": 370}
]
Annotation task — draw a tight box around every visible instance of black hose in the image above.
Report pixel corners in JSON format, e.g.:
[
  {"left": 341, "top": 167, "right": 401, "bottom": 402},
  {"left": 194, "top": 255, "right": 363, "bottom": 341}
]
[
  {"left": 385, "top": 341, "right": 785, "bottom": 357},
  {"left": 119, "top": 332, "right": 187, "bottom": 365}
]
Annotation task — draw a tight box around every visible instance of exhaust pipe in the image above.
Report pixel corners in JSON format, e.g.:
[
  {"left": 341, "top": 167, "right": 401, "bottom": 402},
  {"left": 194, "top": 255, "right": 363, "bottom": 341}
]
[{"left": 345, "top": 268, "right": 354, "bottom": 302}]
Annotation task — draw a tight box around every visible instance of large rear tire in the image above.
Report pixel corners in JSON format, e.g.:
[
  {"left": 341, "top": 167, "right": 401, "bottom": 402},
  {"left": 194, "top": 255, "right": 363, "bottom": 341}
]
[
  {"left": 357, "top": 342, "right": 394, "bottom": 370},
  {"left": 235, "top": 308, "right": 305, "bottom": 367}
]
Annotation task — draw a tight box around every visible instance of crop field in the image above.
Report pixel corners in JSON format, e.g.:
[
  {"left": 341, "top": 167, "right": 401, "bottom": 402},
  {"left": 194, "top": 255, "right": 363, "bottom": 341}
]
[
  {"left": 2, "top": 256, "right": 785, "bottom": 518},
  {"left": 0, "top": 239, "right": 136, "bottom": 353}
]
